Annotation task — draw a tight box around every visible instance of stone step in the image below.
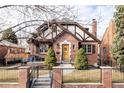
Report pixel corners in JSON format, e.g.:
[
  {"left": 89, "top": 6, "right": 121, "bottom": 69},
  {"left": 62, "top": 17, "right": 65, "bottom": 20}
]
[
  {"left": 36, "top": 79, "right": 51, "bottom": 82},
  {"left": 33, "top": 85, "right": 51, "bottom": 88},
  {"left": 32, "top": 77, "right": 51, "bottom": 88},
  {"left": 34, "top": 81, "right": 51, "bottom": 85},
  {"left": 36, "top": 77, "right": 51, "bottom": 81}
]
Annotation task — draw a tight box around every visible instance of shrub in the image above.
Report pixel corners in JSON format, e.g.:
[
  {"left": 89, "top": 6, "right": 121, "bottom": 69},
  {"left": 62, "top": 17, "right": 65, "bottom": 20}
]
[
  {"left": 74, "top": 48, "right": 88, "bottom": 70},
  {"left": 44, "top": 48, "right": 57, "bottom": 70}
]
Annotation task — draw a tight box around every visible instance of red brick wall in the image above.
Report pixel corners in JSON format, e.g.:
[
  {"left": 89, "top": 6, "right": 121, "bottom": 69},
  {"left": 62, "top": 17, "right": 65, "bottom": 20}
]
[
  {"left": 53, "top": 32, "right": 99, "bottom": 65},
  {"left": 52, "top": 66, "right": 124, "bottom": 88},
  {"left": 63, "top": 84, "right": 102, "bottom": 88},
  {"left": 53, "top": 32, "right": 79, "bottom": 62},
  {"left": 81, "top": 42, "right": 99, "bottom": 65},
  {"left": 52, "top": 67, "right": 62, "bottom": 88},
  {"left": 101, "top": 20, "right": 116, "bottom": 66},
  {"left": 92, "top": 19, "right": 97, "bottom": 36},
  {"left": 112, "top": 83, "right": 124, "bottom": 88},
  {"left": 0, "top": 66, "right": 30, "bottom": 88},
  {"left": 0, "top": 83, "right": 19, "bottom": 88},
  {"left": 101, "top": 67, "right": 112, "bottom": 88}
]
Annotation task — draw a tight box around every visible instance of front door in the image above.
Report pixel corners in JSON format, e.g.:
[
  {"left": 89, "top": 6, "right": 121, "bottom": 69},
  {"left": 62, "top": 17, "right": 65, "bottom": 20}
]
[{"left": 62, "top": 44, "right": 69, "bottom": 61}]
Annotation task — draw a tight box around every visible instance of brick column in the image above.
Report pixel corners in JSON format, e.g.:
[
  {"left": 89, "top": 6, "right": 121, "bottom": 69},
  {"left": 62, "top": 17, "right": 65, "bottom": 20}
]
[
  {"left": 52, "top": 67, "right": 62, "bottom": 88},
  {"left": 100, "top": 66, "right": 112, "bottom": 88},
  {"left": 19, "top": 66, "right": 30, "bottom": 88}
]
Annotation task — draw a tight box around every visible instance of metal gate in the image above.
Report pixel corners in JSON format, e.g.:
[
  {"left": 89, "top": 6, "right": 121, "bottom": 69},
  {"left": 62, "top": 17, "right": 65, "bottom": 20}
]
[{"left": 29, "top": 65, "right": 52, "bottom": 88}]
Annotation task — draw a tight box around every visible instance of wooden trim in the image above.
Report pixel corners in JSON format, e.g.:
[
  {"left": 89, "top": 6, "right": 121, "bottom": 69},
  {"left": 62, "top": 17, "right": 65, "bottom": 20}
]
[
  {"left": 75, "top": 32, "right": 84, "bottom": 40},
  {"left": 35, "top": 20, "right": 101, "bottom": 44},
  {"left": 75, "top": 22, "right": 101, "bottom": 43},
  {"left": 56, "top": 22, "right": 82, "bottom": 41}
]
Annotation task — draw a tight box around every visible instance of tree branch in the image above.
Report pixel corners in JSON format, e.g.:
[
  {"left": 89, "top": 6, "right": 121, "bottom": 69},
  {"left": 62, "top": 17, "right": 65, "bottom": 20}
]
[{"left": 0, "top": 5, "right": 14, "bottom": 9}]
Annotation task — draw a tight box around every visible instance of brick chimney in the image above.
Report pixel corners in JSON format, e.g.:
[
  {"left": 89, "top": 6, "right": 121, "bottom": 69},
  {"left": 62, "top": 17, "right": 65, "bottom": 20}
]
[{"left": 92, "top": 19, "right": 97, "bottom": 37}]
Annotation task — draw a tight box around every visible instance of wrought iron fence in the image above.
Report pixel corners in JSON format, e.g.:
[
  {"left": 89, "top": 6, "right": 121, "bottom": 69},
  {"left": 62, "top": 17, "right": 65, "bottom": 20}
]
[
  {"left": 28, "top": 66, "right": 38, "bottom": 87},
  {"left": 112, "top": 67, "right": 124, "bottom": 83},
  {"left": 28, "top": 65, "right": 52, "bottom": 88},
  {"left": 62, "top": 68, "right": 101, "bottom": 83},
  {"left": 0, "top": 68, "right": 19, "bottom": 82}
]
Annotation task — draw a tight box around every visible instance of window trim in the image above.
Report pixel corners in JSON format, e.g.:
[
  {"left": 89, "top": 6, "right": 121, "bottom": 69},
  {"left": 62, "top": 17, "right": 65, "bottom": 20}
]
[
  {"left": 87, "top": 45, "right": 92, "bottom": 54},
  {"left": 82, "top": 44, "right": 92, "bottom": 54},
  {"left": 39, "top": 44, "right": 49, "bottom": 53}
]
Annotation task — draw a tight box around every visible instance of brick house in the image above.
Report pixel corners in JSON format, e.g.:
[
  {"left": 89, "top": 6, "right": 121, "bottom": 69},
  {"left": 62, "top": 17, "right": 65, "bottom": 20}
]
[
  {"left": 100, "top": 20, "right": 116, "bottom": 66},
  {"left": 28, "top": 19, "right": 101, "bottom": 65}
]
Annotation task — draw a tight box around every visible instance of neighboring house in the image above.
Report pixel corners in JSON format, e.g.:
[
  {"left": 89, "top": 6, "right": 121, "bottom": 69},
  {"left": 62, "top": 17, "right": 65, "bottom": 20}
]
[
  {"left": 0, "top": 40, "right": 25, "bottom": 65},
  {"left": 28, "top": 19, "right": 101, "bottom": 65},
  {"left": 100, "top": 20, "right": 116, "bottom": 66}
]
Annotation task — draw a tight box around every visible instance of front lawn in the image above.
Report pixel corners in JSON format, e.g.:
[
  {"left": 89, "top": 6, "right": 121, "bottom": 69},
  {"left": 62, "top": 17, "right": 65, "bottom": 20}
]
[
  {"left": 0, "top": 69, "right": 50, "bottom": 82},
  {"left": 63, "top": 69, "right": 101, "bottom": 83},
  {"left": 0, "top": 70, "right": 19, "bottom": 82},
  {"left": 0, "top": 68, "right": 124, "bottom": 83},
  {"left": 62, "top": 69, "right": 124, "bottom": 83}
]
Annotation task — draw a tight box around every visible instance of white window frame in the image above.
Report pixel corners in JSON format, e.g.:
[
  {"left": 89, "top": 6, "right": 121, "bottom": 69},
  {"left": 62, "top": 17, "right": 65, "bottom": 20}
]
[
  {"left": 40, "top": 44, "right": 48, "bottom": 53},
  {"left": 82, "top": 44, "right": 92, "bottom": 54},
  {"left": 86, "top": 44, "right": 92, "bottom": 54}
]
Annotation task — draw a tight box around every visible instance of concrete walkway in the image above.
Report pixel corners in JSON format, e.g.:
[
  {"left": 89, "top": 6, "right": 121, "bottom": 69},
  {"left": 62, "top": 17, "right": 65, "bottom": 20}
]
[{"left": 60, "top": 63, "right": 74, "bottom": 68}]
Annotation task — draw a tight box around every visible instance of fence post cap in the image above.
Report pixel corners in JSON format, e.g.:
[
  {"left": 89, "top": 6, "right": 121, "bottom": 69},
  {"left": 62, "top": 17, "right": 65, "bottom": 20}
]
[
  {"left": 53, "top": 66, "right": 75, "bottom": 69},
  {"left": 100, "top": 66, "right": 112, "bottom": 69},
  {"left": 19, "top": 66, "right": 30, "bottom": 69}
]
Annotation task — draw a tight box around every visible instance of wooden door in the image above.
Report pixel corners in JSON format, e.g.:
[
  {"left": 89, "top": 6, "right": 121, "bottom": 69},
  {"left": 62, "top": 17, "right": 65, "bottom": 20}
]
[{"left": 62, "top": 44, "right": 69, "bottom": 61}]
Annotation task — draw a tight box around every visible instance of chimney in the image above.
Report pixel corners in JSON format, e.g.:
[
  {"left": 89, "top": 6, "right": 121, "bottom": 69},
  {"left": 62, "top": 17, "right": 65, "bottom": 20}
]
[{"left": 92, "top": 19, "right": 97, "bottom": 37}]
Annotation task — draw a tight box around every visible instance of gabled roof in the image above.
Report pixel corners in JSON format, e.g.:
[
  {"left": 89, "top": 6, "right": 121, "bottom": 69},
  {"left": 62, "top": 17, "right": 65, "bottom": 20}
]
[
  {"left": 0, "top": 40, "right": 24, "bottom": 48},
  {"left": 53, "top": 29, "right": 82, "bottom": 42},
  {"left": 36, "top": 19, "right": 101, "bottom": 43}
]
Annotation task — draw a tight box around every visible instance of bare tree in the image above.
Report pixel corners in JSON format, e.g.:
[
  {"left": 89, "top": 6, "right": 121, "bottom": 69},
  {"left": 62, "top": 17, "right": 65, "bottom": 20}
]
[{"left": 0, "top": 5, "right": 78, "bottom": 46}]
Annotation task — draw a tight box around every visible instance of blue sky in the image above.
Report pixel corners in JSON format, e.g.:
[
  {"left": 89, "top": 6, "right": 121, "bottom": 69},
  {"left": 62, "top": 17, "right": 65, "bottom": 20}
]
[
  {"left": 77, "top": 5, "right": 115, "bottom": 39},
  {"left": 0, "top": 5, "right": 115, "bottom": 40}
]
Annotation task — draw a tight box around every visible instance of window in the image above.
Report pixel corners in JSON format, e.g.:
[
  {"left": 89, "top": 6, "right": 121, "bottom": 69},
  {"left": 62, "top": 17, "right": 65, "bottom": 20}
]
[
  {"left": 87, "top": 45, "right": 92, "bottom": 53},
  {"left": 10, "top": 48, "right": 15, "bottom": 53},
  {"left": 41, "top": 58, "right": 45, "bottom": 61},
  {"left": 82, "top": 45, "right": 86, "bottom": 52},
  {"left": 82, "top": 44, "right": 95, "bottom": 54},
  {"left": 40, "top": 44, "right": 48, "bottom": 52},
  {"left": 73, "top": 45, "right": 75, "bottom": 49}
]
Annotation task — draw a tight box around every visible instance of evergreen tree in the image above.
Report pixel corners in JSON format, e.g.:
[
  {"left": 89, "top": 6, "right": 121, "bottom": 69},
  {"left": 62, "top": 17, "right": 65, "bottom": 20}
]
[
  {"left": 44, "top": 48, "right": 57, "bottom": 70},
  {"left": 1, "top": 28, "right": 18, "bottom": 44},
  {"left": 111, "top": 6, "right": 124, "bottom": 68},
  {"left": 74, "top": 48, "right": 88, "bottom": 70}
]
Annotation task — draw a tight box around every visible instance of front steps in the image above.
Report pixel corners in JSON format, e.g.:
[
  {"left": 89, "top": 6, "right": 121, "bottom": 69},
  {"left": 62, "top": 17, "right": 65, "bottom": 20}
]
[{"left": 32, "top": 77, "right": 51, "bottom": 88}]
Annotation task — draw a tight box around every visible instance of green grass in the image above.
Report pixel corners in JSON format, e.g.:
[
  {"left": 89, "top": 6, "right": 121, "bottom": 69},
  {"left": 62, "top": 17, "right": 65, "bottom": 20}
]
[
  {"left": 0, "top": 69, "right": 124, "bottom": 83},
  {"left": 112, "top": 70, "right": 124, "bottom": 83},
  {"left": 63, "top": 69, "right": 124, "bottom": 83},
  {"left": 0, "top": 69, "right": 50, "bottom": 82},
  {"left": 0, "top": 70, "right": 19, "bottom": 82},
  {"left": 33, "top": 69, "right": 50, "bottom": 76},
  {"left": 63, "top": 69, "right": 101, "bottom": 83}
]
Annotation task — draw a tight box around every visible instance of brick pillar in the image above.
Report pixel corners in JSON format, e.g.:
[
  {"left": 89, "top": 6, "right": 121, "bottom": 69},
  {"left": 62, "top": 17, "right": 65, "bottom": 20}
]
[
  {"left": 52, "top": 67, "right": 62, "bottom": 88},
  {"left": 101, "top": 66, "right": 112, "bottom": 88},
  {"left": 19, "top": 66, "right": 30, "bottom": 88}
]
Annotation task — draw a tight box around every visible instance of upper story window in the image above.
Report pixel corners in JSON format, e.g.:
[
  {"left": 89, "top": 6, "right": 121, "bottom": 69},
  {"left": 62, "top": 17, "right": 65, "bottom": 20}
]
[
  {"left": 40, "top": 44, "right": 48, "bottom": 53},
  {"left": 82, "top": 44, "right": 95, "bottom": 54}
]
